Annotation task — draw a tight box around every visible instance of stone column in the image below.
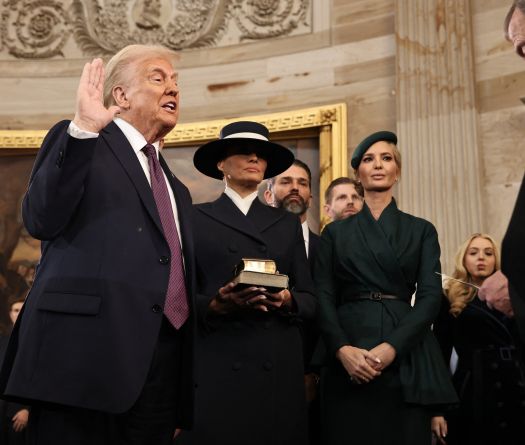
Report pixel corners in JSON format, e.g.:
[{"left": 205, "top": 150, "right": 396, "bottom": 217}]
[{"left": 395, "top": 0, "right": 484, "bottom": 273}]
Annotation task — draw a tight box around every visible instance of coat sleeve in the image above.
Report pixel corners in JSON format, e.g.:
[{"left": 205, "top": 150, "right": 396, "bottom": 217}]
[
  {"left": 314, "top": 225, "right": 351, "bottom": 358},
  {"left": 22, "top": 120, "right": 96, "bottom": 241},
  {"left": 384, "top": 223, "right": 443, "bottom": 357},
  {"left": 432, "top": 295, "right": 455, "bottom": 364}
]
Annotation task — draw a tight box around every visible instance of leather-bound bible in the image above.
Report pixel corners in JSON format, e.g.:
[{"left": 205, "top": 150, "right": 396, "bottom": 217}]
[{"left": 230, "top": 258, "right": 289, "bottom": 293}]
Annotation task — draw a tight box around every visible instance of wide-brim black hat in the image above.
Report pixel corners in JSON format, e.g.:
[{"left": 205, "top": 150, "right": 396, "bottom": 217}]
[{"left": 193, "top": 121, "right": 295, "bottom": 180}]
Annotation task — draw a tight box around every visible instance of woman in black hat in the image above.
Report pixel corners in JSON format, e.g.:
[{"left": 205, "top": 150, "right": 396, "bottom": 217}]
[
  {"left": 314, "top": 131, "right": 457, "bottom": 445},
  {"left": 178, "top": 121, "right": 315, "bottom": 445}
]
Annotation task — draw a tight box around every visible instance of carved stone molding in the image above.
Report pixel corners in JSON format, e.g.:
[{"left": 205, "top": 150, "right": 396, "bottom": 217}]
[
  {"left": 1, "top": 0, "right": 311, "bottom": 58},
  {"left": 1, "top": 0, "right": 70, "bottom": 58}
]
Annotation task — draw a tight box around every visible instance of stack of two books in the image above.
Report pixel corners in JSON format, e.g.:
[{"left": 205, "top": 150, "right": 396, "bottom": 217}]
[{"left": 230, "top": 258, "right": 289, "bottom": 293}]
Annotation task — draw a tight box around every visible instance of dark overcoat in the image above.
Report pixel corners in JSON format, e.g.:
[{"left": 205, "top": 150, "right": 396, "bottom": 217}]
[
  {"left": 179, "top": 194, "right": 315, "bottom": 445},
  {"left": 434, "top": 296, "right": 525, "bottom": 445},
  {"left": 502, "top": 173, "right": 525, "bottom": 343},
  {"left": 315, "top": 199, "right": 457, "bottom": 445},
  {"left": 0, "top": 120, "right": 195, "bottom": 426}
]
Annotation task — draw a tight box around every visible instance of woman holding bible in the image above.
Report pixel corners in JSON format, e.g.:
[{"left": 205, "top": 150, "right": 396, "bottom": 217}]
[
  {"left": 314, "top": 131, "right": 457, "bottom": 445},
  {"left": 177, "top": 121, "right": 315, "bottom": 445}
]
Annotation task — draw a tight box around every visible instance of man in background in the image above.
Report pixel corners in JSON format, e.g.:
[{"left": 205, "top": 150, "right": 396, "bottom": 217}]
[
  {"left": 265, "top": 159, "right": 319, "bottom": 260},
  {"left": 323, "top": 177, "right": 364, "bottom": 222}
]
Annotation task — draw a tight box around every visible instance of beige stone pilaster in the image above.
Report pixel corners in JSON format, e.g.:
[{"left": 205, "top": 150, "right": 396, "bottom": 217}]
[{"left": 395, "top": 0, "right": 483, "bottom": 273}]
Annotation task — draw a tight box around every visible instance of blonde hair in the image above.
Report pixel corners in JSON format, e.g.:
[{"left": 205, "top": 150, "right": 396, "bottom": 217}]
[
  {"left": 103, "top": 44, "right": 179, "bottom": 107},
  {"left": 445, "top": 233, "right": 501, "bottom": 317},
  {"left": 353, "top": 141, "right": 402, "bottom": 180}
]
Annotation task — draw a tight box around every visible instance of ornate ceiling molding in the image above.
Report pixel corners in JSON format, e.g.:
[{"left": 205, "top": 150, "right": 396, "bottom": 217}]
[{"left": 1, "top": 0, "right": 311, "bottom": 59}]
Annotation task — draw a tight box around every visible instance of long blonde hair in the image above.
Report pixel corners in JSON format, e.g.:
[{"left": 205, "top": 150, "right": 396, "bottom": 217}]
[{"left": 445, "top": 233, "right": 500, "bottom": 317}]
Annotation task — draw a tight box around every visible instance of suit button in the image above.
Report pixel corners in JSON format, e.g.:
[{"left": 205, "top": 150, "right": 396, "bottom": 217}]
[
  {"left": 232, "top": 362, "right": 242, "bottom": 371},
  {"left": 137, "top": 226, "right": 143, "bottom": 232},
  {"left": 494, "top": 381, "right": 502, "bottom": 389},
  {"left": 491, "top": 362, "right": 499, "bottom": 370},
  {"left": 496, "top": 401, "right": 504, "bottom": 408},
  {"left": 159, "top": 256, "right": 170, "bottom": 265},
  {"left": 499, "top": 421, "right": 508, "bottom": 429},
  {"left": 263, "top": 361, "right": 273, "bottom": 371},
  {"left": 263, "top": 322, "right": 270, "bottom": 330},
  {"left": 228, "top": 245, "right": 238, "bottom": 253},
  {"left": 259, "top": 246, "right": 267, "bottom": 253},
  {"left": 152, "top": 304, "right": 162, "bottom": 313}
]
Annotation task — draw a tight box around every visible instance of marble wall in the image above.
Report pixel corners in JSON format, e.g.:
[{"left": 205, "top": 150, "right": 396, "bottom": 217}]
[{"left": 0, "top": 0, "right": 523, "bottom": 272}]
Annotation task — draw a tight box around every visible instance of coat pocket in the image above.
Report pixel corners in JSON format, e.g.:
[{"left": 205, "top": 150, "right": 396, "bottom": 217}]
[{"left": 37, "top": 292, "right": 101, "bottom": 315}]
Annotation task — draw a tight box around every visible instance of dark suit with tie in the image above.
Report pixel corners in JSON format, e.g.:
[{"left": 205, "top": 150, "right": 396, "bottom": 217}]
[
  {"left": 502, "top": 174, "right": 525, "bottom": 343},
  {"left": 0, "top": 120, "right": 195, "bottom": 441},
  {"left": 178, "top": 194, "right": 315, "bottom": 445}
]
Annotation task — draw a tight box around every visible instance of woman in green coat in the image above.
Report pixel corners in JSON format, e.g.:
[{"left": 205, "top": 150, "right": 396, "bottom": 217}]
[{"left": 315, "top": 131, "right": 457, "bottom": 445}]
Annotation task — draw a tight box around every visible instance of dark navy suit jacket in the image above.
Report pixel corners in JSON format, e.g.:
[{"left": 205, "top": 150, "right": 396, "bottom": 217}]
[
  {"left": 503, "top": 173, "right": 525, "bottom": 343},
  {"left": 0, "top": 120, "right": 195, "bottom": 426}
]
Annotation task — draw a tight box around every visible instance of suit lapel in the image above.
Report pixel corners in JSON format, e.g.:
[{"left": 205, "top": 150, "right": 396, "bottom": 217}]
[
  {"left": 100, "top": 122, "right": 163, "bottom": 235},
  {"left": 159, "top": 154, "right": 194, "bottom": 259}
]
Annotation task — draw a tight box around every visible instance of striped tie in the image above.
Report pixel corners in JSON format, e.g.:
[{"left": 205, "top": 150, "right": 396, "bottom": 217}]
[{"left": 143, "top": 144, "right": 189, "bottom": 329}]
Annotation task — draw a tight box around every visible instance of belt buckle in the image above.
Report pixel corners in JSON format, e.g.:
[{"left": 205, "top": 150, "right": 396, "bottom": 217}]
[
  {"left": 499, "top": 347, "right": 512, "bottom": 361},
  {"left": 370, "top": 292, "right": 382, "bottom": 301}
]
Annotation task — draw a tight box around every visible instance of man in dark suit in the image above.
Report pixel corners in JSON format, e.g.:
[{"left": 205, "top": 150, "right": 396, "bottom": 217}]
[
  {"left": 479, "top": 1, "right": 525, "bottom": 341},
  {"left": 264, "top": 159, "right": 319, "bottom": 261},
  {"left": 0, "top": 45, "right": 195, "bottom": 445}
]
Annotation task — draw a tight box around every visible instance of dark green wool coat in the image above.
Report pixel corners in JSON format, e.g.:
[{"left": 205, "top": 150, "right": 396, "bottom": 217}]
[{"left": 315, "top": 199, "right": 457, "bottom": 445}]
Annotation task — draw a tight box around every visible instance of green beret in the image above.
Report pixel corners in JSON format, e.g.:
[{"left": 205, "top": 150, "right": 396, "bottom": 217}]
[{"left": 351, "top": 131, "right": 397, "bottom": 169}]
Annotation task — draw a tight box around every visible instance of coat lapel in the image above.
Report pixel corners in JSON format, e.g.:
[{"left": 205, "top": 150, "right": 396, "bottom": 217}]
[
  {"left": 100, "top": 122, "right": 164, "bottom": 236},
  {"left": 198, "top": 194, "right": 267, "bottom": 244},
  {"left": 247, "top": 198, "right": 286, "bottom": 233},
  {"left": 356, "top": 200, "right": 411, "bottom": 297}
]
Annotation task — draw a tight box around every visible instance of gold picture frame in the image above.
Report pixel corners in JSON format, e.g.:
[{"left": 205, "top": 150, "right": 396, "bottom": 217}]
[{"left": 0, "top": 102, "right": 348, "bottom": 227}]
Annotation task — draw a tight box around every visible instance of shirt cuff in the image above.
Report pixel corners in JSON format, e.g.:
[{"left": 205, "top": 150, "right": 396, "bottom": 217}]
[{"left": 68, "top": 121, "right": 99, "bottom": 139}]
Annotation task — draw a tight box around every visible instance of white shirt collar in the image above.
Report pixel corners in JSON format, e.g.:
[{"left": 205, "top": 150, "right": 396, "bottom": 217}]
[
  {"left": 301, "top": 220, "right": 310, "bottom": 258},
  {"left": 114, "top": 117, "right": 160, "bottom": 157},
  {"left": 224, "top": 186, "right": 258, "bottom": 215}
]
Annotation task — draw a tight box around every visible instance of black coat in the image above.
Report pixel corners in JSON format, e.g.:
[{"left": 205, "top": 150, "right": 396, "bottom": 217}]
[
  {"left": 502, "top": 173, "right": 525, "bottom": 342},
  {"left": 179, "top": 195, "right": 315, "bottom": 445},
  {"left": 0, "top": 121, "right": 196, "bottom": 426},
  {"left": 434, "top": 296, "right": 525, "bottom": 445}
]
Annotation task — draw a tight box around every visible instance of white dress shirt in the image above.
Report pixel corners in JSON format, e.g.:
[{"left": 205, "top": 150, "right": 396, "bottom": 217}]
[
  {"left": 68, "top": 119, "right": 183, "bottom": 246},
  {"left": 301, "top": 220, "right": 310, "bottom": 258},
  {"left": 224, "top": 186, "right": 258, "bottom": 215}
]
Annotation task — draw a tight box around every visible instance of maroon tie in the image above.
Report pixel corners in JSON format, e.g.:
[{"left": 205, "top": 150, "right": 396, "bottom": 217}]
[{"left": 143, "top": 144, "right": 189, "bottom": 329}]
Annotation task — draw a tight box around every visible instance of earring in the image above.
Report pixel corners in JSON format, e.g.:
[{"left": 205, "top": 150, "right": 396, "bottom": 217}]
[{"left": 227, "top": 174, "right": 232, "bottom": 179}]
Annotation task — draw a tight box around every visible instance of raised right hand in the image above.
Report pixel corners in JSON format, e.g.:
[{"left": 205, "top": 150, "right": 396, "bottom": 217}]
[
  {"left": 72, "top": 58, "right": 121, "bottom": 133},
  {"left": 336, "top": 345, "right": 381, "bottom": 384}
]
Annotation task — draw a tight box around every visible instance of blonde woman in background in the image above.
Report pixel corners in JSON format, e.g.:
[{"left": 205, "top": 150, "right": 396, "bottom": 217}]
[{"left": 432, "top": 234, "right": 525, "bottom": 445}]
